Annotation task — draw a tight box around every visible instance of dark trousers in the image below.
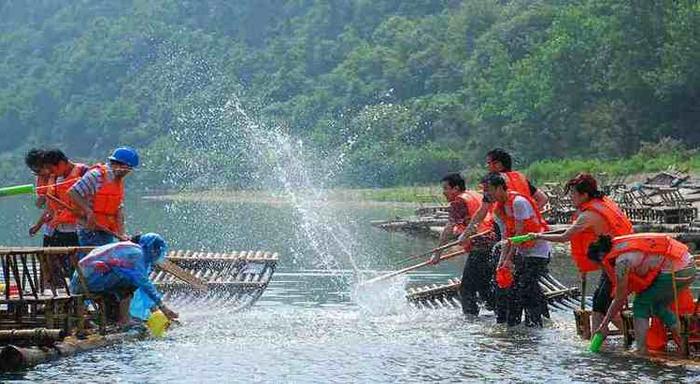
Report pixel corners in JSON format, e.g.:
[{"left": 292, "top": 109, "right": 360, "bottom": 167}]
[
  {"left": 41, "top": 231, "right": 80, "bottom": 289},
  {"left": 495, "top": 254, "right": 549, "bottom": 327},
  {"left": 459, "top": 246, "right": 496, "bottom": 315}
]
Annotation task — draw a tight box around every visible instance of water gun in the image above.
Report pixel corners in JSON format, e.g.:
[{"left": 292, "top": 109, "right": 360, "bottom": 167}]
[
  {"left": 0, "top": 178, "right": 82, "bottom": 198},
  {"left": 508, "top": 234, "right": 536, "bottom": 245},
  {"left": 0, "top": 184, "right": 36, "bottom": 197}
]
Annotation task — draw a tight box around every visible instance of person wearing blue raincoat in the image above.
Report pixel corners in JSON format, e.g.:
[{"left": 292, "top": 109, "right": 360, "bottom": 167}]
[{"left": 70, "top": 233, "right": 179, "bottom": 324}]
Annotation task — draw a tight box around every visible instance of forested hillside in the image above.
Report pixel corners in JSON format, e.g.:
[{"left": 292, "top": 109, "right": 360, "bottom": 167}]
[{"left": 1, "top": 0, "right": 698, "bottom": 187}]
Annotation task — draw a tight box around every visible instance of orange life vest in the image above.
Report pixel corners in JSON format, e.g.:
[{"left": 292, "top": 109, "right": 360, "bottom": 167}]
[
  {"left": 35, "top": 175, "right": 54, "bottom": 197},
  {"left": 46, "top": 163, "right": 89, "bottom": 228},
  {"left": 570, "top": 197, "right": 634, "bottom": 273},
  {"left": 502, "top": 171, "right": 532, "bottom": 198},
  {"left": 495, "top": 191, "right": 548, "bottom": 247},
  {"left": 91, "top": 164, "right": 125, "bottom": 234},
  {"left": 452, "top": 191, "right": 494, "bottom": 235},
  {"left": 602, "top": 234, "right": 689, "bottom": 294}
]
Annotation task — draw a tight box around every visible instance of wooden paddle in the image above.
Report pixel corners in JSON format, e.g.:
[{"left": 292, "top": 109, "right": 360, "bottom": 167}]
[
  {"left": 157, "top": 260, "right": 208, "bottom": 291},
  {"left": 45, "top": 194, "right": 207, "bottom": 290},
  {"left": 362, "top": 248, "right": 469, "bottom": 286},
  {"left": 394, "top": 230, "right": 492, "bottom": 265}
]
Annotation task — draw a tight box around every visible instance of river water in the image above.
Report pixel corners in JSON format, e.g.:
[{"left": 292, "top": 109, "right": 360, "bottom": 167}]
[{"left": 0, "top": 195, "right": 698, "bottom": 383}]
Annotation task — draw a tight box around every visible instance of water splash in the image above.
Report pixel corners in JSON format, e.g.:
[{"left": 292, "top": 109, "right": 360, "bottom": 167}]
[{"left": 166, "top": 94, "right": 383, "bottom": 287}]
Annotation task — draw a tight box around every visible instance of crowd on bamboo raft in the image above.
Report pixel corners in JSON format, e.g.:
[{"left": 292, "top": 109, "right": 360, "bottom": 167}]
[
  {"left": 10, "top": 146, "right": 700, "bottom": 358},
  {"left": 20, "top": 146, "right": 179, "bottom": 330}
]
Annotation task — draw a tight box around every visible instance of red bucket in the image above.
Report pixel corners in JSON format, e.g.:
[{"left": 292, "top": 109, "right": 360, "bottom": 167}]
[
  {"left": 495, "top": 267, "right": 514, "bottom": 289},
  {"left": 8, "top": 284, "right": 19, "bottom": 296}
]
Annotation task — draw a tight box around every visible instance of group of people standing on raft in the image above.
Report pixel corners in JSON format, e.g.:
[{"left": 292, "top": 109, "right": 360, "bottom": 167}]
[
  {"left": 23, "top": 146, "right": 178, "bottom": 327},
  {"left": 430, "top": 148, "right": 696, "bottom": 355}
]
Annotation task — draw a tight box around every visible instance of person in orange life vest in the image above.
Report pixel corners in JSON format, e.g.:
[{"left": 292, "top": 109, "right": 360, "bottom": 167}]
[
  {"left": 69, "top": 147, "right": 139, "bottom": 248},
  {"left": 37, "top": 149, "right": 89, "bottom": 247},
  {"left": 531, "top": 173, "right": 633, "bottom": 334},
  {"left": 25, "top": 148, "right": 54, "bottom": 242},
  {"left": 587, "top": 234, "right": 696, "bottom": 355},
  {"left": 429, "top": 173, "right": 497, "bottom": 316},
  {"left": 485, "top": 172, "right": 550, "bottom": 327},
  {"left": 460, "top": 148, "right": 548, "bottom": 243}
]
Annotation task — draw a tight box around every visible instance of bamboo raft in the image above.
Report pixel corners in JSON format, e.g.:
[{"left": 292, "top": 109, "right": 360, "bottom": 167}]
[
  {"left": 405, "top": 273, "right": 584, "bottom": 311},
  {"left": 0, "top": 246, "right": 279, "bottom": 371}
]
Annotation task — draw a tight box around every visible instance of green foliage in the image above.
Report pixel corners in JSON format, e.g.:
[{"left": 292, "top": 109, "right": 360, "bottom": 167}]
[
  {"left": 1, "top": 0, "right": 699, "bottom": 188},
  {"left": 525, "top": 139, "right": 700, "bottom": 183}
]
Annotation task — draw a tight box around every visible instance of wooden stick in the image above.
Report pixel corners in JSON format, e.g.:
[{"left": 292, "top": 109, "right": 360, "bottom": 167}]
[
  {"left": 362, "top": 248, "right": 468, "bottom": 285},
  {"left": 395, "top": 230, "right": 491, "bottom": 265},
  {"left": 580, "top": 273, "right": 587, "bottom": 311},
  {"left": 44, "top": 194, "right": 129, "bottom": 241},
  {"left": 157, "top": 260, "right": 208, "bottom": 291}
]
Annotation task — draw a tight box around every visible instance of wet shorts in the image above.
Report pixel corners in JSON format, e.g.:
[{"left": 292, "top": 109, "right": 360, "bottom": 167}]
[{"left": 633, "top": 266, "right": 696, "bottom": 326}]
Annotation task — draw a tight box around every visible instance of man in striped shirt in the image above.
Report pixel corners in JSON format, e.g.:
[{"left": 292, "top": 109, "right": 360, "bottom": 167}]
[{"left": 69, "top": 147, "right": 139, "bottom": 248}]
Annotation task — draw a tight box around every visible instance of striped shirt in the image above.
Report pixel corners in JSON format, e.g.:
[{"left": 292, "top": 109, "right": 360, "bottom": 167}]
[{"left": 70, "top": 163, "right": 117, "bottom": 209}]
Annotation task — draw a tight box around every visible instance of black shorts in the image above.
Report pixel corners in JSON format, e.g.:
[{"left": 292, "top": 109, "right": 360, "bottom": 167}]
[
  {"left": 43, "top": 231, "right": 80, "bottom": 247},
  {"left": 592, "top": 272, "right": 613, "bottom": 313}
]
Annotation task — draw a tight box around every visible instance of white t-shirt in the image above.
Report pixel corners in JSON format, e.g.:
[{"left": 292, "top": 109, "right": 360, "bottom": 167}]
[
  {"left": 615, "top": 251, "right": 693, "bottom": 275},
  {"left": 504, "top": 196, "right": 551, "bottom": 258}
]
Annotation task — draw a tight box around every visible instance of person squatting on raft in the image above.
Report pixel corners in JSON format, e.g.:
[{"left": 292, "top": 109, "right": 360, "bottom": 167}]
[
  {"left": 531, "top": 173, "right": 633, "bottom": 335},
  {"left": 70, "top": 233, "right": 179, "bottom": 326},
  {"left": 69, "top": 147, "right": 139, "bottom": 248},
  {"left": 485, "top": 172, "right": 551, "bottom": 327},
  {"left": 587, "top": 234, "right": 696, "bottom": 355},
  {"left": 428, "top": 173, "right": 497, "bottom": 316},
  {"left": 460, "top": 148, "right": 548, "bottom": 241}
]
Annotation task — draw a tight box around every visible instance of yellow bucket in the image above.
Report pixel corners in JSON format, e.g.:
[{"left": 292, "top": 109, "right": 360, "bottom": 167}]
[{"left": 146, "top": 310, "right": 170, "bottom": 338}]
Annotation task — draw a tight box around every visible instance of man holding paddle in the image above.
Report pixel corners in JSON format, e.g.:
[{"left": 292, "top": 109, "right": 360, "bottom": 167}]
[
  {"left": 460, "top": 148, "right": 548, "bottom": 241},
  {"left": 70, "top": 147, "right": 139, "bottom": 247},
  {"left": 428, "top": 173, "right": 496, "bottom": 316}
]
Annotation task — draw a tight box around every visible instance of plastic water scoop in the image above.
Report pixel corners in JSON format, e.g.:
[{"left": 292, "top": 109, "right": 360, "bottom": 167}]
[
  {"left": 146, "top": 310, "right": 170, "bottom": 338},
  {"left": 589, "top": 332, "right": 604, "bottom": 352}
]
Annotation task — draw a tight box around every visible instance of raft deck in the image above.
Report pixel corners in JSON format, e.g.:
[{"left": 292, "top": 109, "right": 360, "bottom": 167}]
[{"left": 0, "top": 246, "right": 279, "bottom": 372}]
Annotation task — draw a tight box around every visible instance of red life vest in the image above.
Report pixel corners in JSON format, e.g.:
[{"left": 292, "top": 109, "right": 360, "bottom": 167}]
[
  {"left": 569, "top": 197, "right": 633, "bottom": 273},
  {"left": 602, "top": 234, "right": 689, "bottom": 294},
  {"left": 46, "top": 163, "right": 89, "bottom": 228},
  {"left": 452, "top": 191, "right": 494, "bottom": 235},
  {"left": 91, "top": 164, "right": 125, "bottom": 234},
  {"left": 502, "top": 171, "right": 532, "bottom": 198},
  {"left": 495, "top": 191, "right": 548, "bottom": 247},
  {"left": 35, "top": 175, "right": 52, "bottom": 195}
]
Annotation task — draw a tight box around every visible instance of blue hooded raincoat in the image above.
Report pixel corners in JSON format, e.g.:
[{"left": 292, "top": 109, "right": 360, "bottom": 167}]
[{"left": 71, "top": 233, "right": 168, "bottom": 319}]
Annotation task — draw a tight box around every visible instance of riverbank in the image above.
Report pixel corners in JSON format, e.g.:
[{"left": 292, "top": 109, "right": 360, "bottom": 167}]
[{"left": 145, "top": 154, "right": 700, "bottom": 205}]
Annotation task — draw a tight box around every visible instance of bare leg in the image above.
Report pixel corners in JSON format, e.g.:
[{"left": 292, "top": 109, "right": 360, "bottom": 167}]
[
  {"left": 592, "top": 311, "right": 604, "bottom": 332},
  {"left": 633, "top": 318, "right": 650, "bottom": 355},
  {"left": 118, "top": 296, "right": 132, "bottom": 326},
  {"left": 669, "top": 324, "right": 687, "bottom": 356}
]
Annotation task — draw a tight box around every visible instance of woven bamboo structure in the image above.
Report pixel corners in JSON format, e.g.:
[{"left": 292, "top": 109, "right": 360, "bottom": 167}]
[{"left": 0, "top": 245, "right": 279, "bottom": 371}]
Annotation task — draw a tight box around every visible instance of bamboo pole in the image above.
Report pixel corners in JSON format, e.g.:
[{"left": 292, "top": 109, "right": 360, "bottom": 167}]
[
  {"left": 394, "top": 230, "right": 491, "bottom": 265},
  {"left": 362, "top": 248, "right": 468, "bottom": 285}
]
